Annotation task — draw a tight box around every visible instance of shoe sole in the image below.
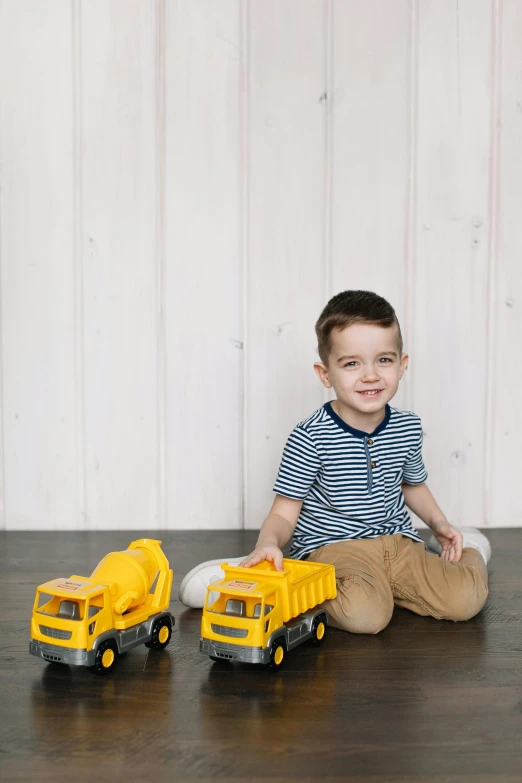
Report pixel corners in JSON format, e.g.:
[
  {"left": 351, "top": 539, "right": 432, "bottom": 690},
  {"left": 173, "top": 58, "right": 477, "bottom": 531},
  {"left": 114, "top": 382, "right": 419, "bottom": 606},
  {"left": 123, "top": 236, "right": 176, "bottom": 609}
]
[{"left": 178, "top": 557, "right": 244, "bottom": 605}]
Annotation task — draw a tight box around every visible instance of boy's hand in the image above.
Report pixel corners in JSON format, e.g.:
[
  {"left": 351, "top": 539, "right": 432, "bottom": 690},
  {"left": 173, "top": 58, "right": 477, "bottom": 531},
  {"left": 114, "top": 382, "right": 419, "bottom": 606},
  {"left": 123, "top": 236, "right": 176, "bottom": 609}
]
[
  {"left": 239, "top": 545, "right": 285, "bottom": 571},
  {"left": 429, "top": 519, "right": 463, "bottom": 562}
]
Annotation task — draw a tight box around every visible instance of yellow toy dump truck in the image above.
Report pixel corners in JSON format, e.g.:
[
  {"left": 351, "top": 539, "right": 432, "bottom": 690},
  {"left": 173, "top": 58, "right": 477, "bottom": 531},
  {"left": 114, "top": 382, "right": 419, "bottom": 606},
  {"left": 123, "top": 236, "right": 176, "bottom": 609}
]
[
  {"left": 29, "top": 538, "right": 174, "bottom": 673},
  {"left": 200, "top": 558, "right": 337, "bottom": 669}
]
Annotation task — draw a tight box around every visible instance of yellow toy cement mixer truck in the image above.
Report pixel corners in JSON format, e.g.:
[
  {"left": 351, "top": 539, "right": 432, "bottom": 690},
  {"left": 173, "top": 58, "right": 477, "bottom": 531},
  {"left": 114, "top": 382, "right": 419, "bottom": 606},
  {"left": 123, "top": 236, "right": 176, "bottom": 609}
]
[
  {"left": 200, "top": 558, "right": 337, "bottom": 669},
  {"left": 29, "top": 539, "right": 174, "bottom": 673}
]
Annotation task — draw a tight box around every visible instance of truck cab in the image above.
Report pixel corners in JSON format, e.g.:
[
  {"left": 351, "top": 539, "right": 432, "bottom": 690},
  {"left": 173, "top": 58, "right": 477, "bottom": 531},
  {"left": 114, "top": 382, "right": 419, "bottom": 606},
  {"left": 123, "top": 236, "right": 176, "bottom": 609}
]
[
  {"left": 31, "top": 579, "right": 112, "bottom": 664},
  {"left": 201, "top": 580, "right": 279, "bottom": 654}
]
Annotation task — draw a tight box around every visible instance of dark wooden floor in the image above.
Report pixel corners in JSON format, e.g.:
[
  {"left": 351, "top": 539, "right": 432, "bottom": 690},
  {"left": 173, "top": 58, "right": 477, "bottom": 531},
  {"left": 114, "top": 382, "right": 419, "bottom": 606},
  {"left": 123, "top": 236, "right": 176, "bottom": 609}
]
[{"left": 1, "top": 529, "right": 521, "bottom": 783}]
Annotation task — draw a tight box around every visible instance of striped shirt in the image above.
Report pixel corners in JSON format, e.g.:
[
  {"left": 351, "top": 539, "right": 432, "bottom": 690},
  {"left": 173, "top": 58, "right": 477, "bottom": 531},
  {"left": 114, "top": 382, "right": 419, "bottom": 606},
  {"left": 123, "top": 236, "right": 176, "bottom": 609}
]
[{"left": 273, "top": 401, "right": 428, "bottom": 559}]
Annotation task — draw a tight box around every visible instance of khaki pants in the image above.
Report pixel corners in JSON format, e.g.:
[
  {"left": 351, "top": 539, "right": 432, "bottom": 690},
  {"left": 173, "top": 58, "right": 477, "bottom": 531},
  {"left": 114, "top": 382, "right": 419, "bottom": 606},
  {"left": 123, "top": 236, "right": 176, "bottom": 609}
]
[{"left": 307, "top": 534, "right": 489, "bottom": 634}]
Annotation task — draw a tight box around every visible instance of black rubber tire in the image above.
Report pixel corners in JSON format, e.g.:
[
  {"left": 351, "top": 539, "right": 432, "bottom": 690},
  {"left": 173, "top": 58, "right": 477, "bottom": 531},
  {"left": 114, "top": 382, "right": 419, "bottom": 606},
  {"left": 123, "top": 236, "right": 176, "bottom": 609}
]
[
  {"left": 91, "top": 640, "right": 118, "bottom": 675},
  {"left": 266, "top": 638, "right": 286, "bottom": 671},
  {"left": 145, "top": 616, "right": 172, "bottom": 650},
  {"left": 310, "top": 614, "right": 327, "bottom": 647}
]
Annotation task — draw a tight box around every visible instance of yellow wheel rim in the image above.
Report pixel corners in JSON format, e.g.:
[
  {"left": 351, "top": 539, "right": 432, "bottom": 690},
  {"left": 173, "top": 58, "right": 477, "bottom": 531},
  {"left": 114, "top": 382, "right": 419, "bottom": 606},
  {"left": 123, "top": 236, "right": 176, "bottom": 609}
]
[
  {"left": 274, "top": 645, "right": 284, "bottom": 666},
  {"left": 316, "top": 622, "right": 325, "bottom": 640},
  {"left": 158, "top": 625, "right": 169, "bottom": 644},
  {"left": 101, "top": 648, "right": 115, "bottom": 668}
]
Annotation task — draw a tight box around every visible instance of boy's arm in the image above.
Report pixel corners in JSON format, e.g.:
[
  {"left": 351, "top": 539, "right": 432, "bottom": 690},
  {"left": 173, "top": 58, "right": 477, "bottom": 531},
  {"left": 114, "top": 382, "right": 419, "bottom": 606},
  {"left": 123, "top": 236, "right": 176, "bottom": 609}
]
[
  {"left": 401, "top": 481, "right": 447, "bottom": 527},
  {"left": 240, "top": 494, "right": 303, "bottom": 571},
  {"left": 402, "top": 481, "right": 464, "bottom": 562}
]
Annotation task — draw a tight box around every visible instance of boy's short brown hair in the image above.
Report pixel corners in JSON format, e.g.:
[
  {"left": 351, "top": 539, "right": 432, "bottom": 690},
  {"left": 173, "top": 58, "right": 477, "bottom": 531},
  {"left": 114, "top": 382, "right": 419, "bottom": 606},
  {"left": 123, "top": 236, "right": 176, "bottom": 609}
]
[{"left": 315, "top": 290, "right": 403, "bottom": 366}]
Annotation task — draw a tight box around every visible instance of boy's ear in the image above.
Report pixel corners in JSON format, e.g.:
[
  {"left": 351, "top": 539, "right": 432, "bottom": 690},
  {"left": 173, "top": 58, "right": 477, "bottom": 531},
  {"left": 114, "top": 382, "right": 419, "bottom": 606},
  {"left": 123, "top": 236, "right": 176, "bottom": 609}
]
[
  {"left": 399, "top": 353, "right": 409, "bottom": 378},
  {"left": 314, "top": 361, "right": 333, "bottom": 389}
]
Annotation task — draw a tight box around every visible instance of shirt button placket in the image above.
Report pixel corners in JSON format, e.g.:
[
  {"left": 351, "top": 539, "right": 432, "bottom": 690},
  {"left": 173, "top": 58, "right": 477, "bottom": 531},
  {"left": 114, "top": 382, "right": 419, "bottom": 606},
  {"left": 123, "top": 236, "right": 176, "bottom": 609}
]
[{"left": 364, "top": 437, "right": 374, "bottom": 494}]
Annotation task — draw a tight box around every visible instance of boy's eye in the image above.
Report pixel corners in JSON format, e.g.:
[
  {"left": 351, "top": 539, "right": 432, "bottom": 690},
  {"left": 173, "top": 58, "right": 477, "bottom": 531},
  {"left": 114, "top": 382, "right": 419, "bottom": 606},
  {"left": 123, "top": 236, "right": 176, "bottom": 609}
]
[{"left": 343, "top": 357, "right": 393, "bottom": 367}]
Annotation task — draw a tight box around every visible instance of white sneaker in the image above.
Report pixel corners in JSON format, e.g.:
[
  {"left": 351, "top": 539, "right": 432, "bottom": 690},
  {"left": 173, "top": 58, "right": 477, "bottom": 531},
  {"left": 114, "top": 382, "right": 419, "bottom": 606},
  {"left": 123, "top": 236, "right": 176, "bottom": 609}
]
[
  {"left": 178, "top": 556, "right": 246, "bottom": 609},
  {"left": 427, "top": 527, "right": 491, "bottom": 565}
]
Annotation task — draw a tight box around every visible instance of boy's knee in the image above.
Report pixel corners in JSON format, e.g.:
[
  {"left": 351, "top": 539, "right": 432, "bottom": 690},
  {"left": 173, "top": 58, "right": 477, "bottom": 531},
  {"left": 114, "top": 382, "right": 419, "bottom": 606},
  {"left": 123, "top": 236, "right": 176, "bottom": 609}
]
[
  {"left": 443, "top": 579, "right": 489, "bottom": 622},
  {"left": 328, "top": 581, "right": 393, "bottom": 634},
  {"left": 344, "top": 606, "right": 392, "bottom": 634}
]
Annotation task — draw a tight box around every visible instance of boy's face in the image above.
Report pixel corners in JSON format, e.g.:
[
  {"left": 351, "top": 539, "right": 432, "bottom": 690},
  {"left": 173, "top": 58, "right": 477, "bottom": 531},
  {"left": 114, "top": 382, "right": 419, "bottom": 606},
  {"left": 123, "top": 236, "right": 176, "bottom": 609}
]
[{"left": 314, "top": 323, "right": 408, "bottom": 419}]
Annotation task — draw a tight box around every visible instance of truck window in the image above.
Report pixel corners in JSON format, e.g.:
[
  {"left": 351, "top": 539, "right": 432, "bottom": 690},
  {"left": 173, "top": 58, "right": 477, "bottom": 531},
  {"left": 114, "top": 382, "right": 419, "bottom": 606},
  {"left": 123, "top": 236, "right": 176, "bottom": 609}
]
[
  {"left": 87, "top": 595, "right": 104, "bottom": 633},
  {"left": 58, "top": 600, "right": 80, "bottom": 620},
  {"left": 225, "top": 599, "right": 246, "bottom": 617},
  {"left": 87, "top": 594, "right": 103, "bottom": 618},
  {"left": 36, "top": 592, "right": 55, "bottom": 614},
  {"left": 253, "top": 604, "right": 273, "bottom": 618},
  {"left": 36, "top": 592, "right": 84, "bottom": 620}
]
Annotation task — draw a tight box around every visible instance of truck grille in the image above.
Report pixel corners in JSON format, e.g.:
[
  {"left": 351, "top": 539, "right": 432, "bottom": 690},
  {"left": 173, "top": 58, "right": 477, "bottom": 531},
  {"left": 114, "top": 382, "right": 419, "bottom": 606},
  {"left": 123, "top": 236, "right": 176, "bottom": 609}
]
[
  {"left": 211, "top": 624, "right": 248, "bottom": 638},
  {"left": 40, "top": 625, "right": 72, "bottom": 641}
]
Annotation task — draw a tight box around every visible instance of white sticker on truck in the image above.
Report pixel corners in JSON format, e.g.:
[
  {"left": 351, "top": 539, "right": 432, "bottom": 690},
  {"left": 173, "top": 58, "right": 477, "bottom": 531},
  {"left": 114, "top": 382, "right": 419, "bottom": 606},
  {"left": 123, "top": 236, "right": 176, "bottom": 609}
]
[
  {"left": 224, "top": 580, "right": 258, "bottom": 590},
  {"left": 56, "top": 580, "right": 85, "bottom": 591}
]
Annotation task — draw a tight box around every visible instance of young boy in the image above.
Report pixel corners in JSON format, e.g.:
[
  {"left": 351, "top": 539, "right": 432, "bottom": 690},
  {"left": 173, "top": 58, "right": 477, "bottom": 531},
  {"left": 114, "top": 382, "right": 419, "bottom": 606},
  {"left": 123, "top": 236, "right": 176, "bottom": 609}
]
[{"left": 180, "top": 290, "right": 490, "bottom": 633}]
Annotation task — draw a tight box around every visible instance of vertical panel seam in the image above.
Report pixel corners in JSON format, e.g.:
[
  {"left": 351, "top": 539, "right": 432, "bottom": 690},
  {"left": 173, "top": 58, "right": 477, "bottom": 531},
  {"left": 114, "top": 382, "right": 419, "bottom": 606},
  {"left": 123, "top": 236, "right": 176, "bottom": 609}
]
[
  {"left": 156, "top": 0, "right": 167, "bottom": 530},
  {"left": 322, "top": 0, "right": 333, "bottom": 405},
  {"left": 240, "top": 0, "right": 249, "bottom": 530},
  {"left": 484, "top": 0, "right": 501, "bottom": 528},
  {"left": 72, "top": 0, "right": 86, "bottom": 529},
  {"left": 405, "top": 0, "right": 418, "bottom": 415}
]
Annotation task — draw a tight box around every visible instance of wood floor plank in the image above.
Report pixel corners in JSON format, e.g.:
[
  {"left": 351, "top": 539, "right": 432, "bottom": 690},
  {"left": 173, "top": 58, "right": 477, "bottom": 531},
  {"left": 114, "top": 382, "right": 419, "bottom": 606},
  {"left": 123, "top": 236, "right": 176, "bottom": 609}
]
[{"left": 0, "top": 529, "right": 521, "bottom": 782}]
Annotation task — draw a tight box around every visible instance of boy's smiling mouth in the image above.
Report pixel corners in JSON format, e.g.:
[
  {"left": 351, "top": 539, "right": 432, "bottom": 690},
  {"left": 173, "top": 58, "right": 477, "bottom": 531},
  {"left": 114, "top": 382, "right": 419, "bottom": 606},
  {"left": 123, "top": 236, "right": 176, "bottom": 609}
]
[{"left": 357, "top": 389, "right": 383, "bottom": 397}]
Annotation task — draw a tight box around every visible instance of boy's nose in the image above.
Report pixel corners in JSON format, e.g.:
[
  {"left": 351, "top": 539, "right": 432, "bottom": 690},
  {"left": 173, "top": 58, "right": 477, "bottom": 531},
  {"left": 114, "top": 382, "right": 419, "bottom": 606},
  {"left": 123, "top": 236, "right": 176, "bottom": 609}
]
[{"left": 361, "top": 367, "right": 380, "bottom": 381}]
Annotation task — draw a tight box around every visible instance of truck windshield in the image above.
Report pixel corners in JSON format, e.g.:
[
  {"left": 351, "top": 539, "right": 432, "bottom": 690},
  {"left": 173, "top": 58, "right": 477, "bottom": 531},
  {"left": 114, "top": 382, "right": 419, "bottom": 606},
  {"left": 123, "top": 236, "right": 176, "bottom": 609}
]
[
  {"left": 207, "top": 595, "right": 273, "bottom": 619},
  {"left": 36, "top": 592, "right": 84, "bottom": 621}
]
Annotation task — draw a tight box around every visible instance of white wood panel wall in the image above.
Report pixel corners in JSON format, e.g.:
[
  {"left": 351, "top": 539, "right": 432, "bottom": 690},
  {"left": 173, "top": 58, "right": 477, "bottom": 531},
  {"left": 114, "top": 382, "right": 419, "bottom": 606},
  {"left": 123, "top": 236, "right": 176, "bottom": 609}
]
[
  {"left": 0, "top": 0, "right": 520, "bottom": 531},
  {"left": 414, "top": 0, "right": 492, "bottom": 528}
]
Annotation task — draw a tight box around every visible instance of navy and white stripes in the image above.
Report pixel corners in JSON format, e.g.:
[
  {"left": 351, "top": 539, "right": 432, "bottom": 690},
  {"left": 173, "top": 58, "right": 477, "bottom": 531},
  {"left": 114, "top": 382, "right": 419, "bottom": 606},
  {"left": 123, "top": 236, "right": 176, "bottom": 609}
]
[{"left": 273, "top": 402, "right": 428, "bottom": 559}]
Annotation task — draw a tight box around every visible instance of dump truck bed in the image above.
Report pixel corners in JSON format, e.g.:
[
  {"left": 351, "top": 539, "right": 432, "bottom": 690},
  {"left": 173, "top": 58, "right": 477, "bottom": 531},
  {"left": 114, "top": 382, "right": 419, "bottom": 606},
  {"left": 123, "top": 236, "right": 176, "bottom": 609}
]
[{"left": 220, "top": 558, "right": 336, "bottom": 623}]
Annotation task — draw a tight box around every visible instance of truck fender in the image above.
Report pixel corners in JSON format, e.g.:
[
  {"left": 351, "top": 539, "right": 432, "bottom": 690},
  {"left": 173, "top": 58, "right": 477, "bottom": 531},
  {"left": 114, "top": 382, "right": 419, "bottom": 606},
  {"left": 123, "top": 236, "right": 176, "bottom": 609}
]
[
  {"left": 311, "top": 608, "right": 328, "bottom": 625},
  {"left": 264, "top": 627, "right": 289, "bottom": 651},
  {"left": 148, "top": 610, "right": 175, "bottom": 633},
  {"left": 91, "top": 630, "right": 120, "bottom": 654}
]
